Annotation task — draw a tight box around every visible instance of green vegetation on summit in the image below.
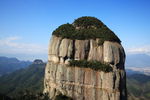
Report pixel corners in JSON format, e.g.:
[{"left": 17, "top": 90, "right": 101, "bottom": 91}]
[
  {"left": 52, "top": 23, "right": 75, "bottom": 39},
  {"left": 73, "top": 16, "right": 103, "bottom": 29},
  {"left": 52, "top": 16, "right": 121, "bottom": 44}
]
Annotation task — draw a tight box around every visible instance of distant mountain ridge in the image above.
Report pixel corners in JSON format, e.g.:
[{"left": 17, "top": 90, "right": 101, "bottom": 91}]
[
  {"left": 0, "top": 63, "right": 46, "bottom": 99},
  {"left": 0, "top": 63, "right": 149, "bottom": 100},
  {"left": 126, "top": 67, "right": 150, "bottom": 76},
  {"left": 126, "top": 54, "right": 150, "bottom": 67},
  {"left": 0, "top": 56, "right": 32, "bottom": 75}
]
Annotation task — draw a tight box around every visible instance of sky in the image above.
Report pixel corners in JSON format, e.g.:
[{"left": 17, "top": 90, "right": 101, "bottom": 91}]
[{"left": 0, "top": 0, "right": 150, "bottom": 61}]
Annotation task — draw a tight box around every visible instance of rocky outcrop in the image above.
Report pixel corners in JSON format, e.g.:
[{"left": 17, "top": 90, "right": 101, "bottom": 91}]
[
  {"left": 44, "top": 35, "right": 127, "bottom": 100},
  {"left": 103, "top": 41, "right": 125, "bottom": 69},
  {"left": 33, "top": 59, "right": 44, "bottom": 64},
  {"left": 88, "top": 39, "right": 103, "bottom": 62},
  {"left": 44, "top": 61, "right": 126, "bottom": 100},
  {"left": 47, "top": 36, "right": 125, "bottom": 67}
]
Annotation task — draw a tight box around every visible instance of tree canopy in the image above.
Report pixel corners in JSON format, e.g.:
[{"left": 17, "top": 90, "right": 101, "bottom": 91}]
[{"left": 52, "top": 16, "right": 121, "bottom": 44}]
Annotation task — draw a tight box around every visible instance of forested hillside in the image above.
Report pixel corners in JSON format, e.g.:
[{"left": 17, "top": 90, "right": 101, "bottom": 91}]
[
  {"left": 0, "top": 56, "right": 32, "bottom": 75},
  {"left": 127, "top": 74, "right": 150, "bottom": 100},
  {"left": 0, "top": 63, "right": 45, "bottom": 99},
  {"left": 0, "top": 63, "right": 149, "bottom": 100}
]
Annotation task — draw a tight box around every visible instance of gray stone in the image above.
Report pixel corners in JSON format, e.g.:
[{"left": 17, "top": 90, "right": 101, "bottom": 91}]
[
  {"left": 44, "top": 36, "right": 127, "bottom": 100},
  {"left": 88, "top": 39, "right": 103, "bottom": 62}
]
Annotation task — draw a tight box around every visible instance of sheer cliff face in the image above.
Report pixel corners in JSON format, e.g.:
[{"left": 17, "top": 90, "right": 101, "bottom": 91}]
[{"left": 44, "top": 35, "right": 127, "bottom": 100}]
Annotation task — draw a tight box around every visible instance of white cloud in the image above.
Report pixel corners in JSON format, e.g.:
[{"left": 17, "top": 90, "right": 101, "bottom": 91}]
[
  {"left": 126, "top": 45, "right": 150, "bottom": 55},
  {"left": 0, "top": 36, "right": 48, "bottom": 54},
  {"left": 0, "top": 36, "right": 21, "bottom": 47}
]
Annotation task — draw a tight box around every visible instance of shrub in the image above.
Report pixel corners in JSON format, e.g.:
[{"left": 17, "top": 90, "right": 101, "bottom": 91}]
[{"left": 69, "top": 60, "right": 112, "bottom": 72}]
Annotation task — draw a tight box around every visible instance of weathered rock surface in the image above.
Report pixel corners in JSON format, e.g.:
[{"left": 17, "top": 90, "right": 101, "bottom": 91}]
[
  {"left": 88, "top": 39, "right": 103, "bottom": 62},
  {"left": 44, "top": 35, "right": 127, "bottom": 100},
  {"left": 48, "top": 36, "right": 125, "bottom": 67}
]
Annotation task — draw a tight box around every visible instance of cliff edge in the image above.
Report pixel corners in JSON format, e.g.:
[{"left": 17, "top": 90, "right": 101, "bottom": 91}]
[{"left": 43, "top": 16, "right": 127, "bottom": 100}]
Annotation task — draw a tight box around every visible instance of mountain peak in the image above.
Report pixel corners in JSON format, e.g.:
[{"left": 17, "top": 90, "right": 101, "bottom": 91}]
[
  {"left": 33, "top": 59, "right": 44, "bottom": 64},
  {"left": 44, "top": 17, "right": 127, "bottom": 100},
  {"left": 52, "top": 16, "right": 121, "bottom": 43}
]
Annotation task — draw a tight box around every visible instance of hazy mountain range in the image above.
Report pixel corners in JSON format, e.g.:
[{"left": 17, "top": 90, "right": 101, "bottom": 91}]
[
  {"left": 0, "top": 54, "right": 150, "bottom": 76},
  {"left": 0, "top": 62, "right": 149, "bottom": 100},
  {"left": 0, "top": 54, "right": 150, "bottom": 99},
  {"left": 0, "top": 56, "right": 32, "bottom": 76},
  {"left": 126, "top": 54, "right": 150, "bottom": 67}
]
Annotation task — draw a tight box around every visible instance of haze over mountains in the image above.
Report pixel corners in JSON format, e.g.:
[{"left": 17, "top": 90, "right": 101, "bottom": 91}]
[
  {"left": 0, "top": 56, "right": 32, "bottom": 76},
  {"left": 126, "top": 54, "right": 150, "bottom": 67},
  {"left": 0, "top": 53, "right": 149, "bottom": 99},
  {"left": 0, "top": 61, "right": 149, "bottom": 100},
  {"left": 125, "top": 54, "right": 150, "bottom": 75},
  {"left": 0, "top": 53, "right": 150, "bottom": 76},
  {"left": 0, "top": 53, "right": 150, "bottom": 77}
]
